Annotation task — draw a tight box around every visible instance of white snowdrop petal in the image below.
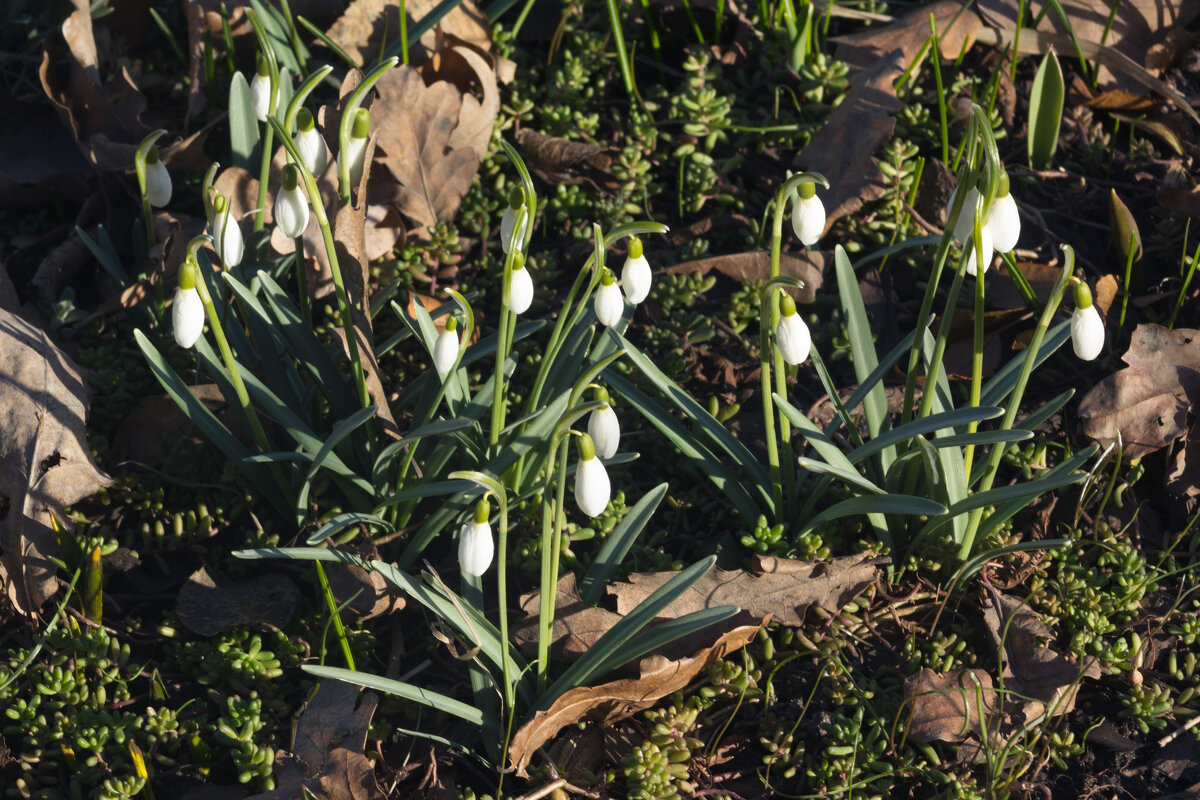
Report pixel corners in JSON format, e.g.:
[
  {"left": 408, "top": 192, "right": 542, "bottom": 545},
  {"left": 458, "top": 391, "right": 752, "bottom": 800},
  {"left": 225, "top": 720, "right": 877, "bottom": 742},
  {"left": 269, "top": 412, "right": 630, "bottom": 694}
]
[
  {"left": 433, "top": 328, "right": 459, "bottom": 376},
  {"left": 274, "top": 186, "right": 310, "bottom": 239},
  {"left": 145, "top": 161, "right": 172, "bottom": 208},
  {"left": 964, "top": 224, "right": 994, "bottom": 277},
  {"left": 296, "top": 127, "right": 328, "bottom": 176},
  {"left": 988, "top": 192, "right": 1021, "bottom": 253},
  {"left": 508, "top": 267, "right": 534, "bottom": 315},
  {"left": 1071, "top": 305, "right": 1105, "bottom": 361},
  {"left": 949, "top": 187, "right": 982, "bottom": 244},
  {"left": 345, "top": 136, "right": 368, "bottom": 190},
  {"left": 775, "top": 313, "right": 811, "bottom": 365},
  {"left": 588, "top": 405, "right": 621, "bottom": 460},
  {"left": 250, "top": 73, "right": 273, "bottom": 122},
  {"left": 575, "top": 457, "right": 611, "bottom": 518},
  {"left": 594, "top": 282, "right": 625, "bottom": 327},
  {"left": 458, "top": 520, "right": 494, "bottom": 577},
  {"left": 621, "top": 253, "right": 652, "bottom": 304},
  {"left": 500, "top": 207, "right": 528, "bottom": 254},
  {"left": 211, "top": 208, "right": 245, "bottom": 267},
  {"left": 791, "top": 195, "right": 826, "bottom": 246},
  {"left": 173, "top": 287, "right": 205, "bottom": 349}
]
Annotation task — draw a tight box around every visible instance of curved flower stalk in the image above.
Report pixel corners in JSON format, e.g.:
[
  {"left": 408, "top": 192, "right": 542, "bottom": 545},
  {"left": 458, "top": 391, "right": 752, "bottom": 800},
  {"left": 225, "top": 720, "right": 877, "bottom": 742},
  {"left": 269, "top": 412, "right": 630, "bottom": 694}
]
[
  {"left": 244, "top": 14, "right": 281, "bottom": 232},
  {"left": 336, "top": 58, "right": 397, "bottom": 202},
  {"left": 588, "top": 387, "right": 620, "bottom": 459},
  {"left": 594, "top": 269, "right": 624, "bottom": 327},
  {"left": 172, "top": 259, "right": 204, "bottom": 349},
  {"left": 791, "top": 180, "right": 826, "bottom": 246},
  {"left": 209, "top": 192, "right": 245, "bottom": 267},
  {"left": 574, "top": 433, "right": 611, "bottom": 518},
  {"left": 621, "top": 237, "right": 653, "bottom": 304},
  {"left": 274, "top": 164, "right": 310, "bottom": 239},
  {"left": 1071, "top": 280, "right": 1104, "bottom": 361},
  {"left": 458, "top": 497, "right": 494, "bottom": 578},
  {"left": 775, "top": 294, "right": 811, "bottom": 365},
  {"left": 134, "top": 129, "right": 168, "bottom": 247},
  {"left": 500, "top": 187, "right": 529, "bottom": 254}
]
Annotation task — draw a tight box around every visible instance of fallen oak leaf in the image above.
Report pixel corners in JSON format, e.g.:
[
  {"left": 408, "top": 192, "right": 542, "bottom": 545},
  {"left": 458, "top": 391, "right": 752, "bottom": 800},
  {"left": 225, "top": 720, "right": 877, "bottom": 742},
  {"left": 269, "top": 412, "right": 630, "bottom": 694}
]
[
  {"left": 514, "top": 129, "right": 620, "bottom": 193},
  {"left": 666, "top": 250, "right": 825, "bottom": 304},
  {"left": 508, "top": 622, "right": 762, "bottom": 777},
  {"left": 904, "top": 667, "right": 999, "bottom": 743},
  {"left": 176, "top": 566, "right": 299, "bottom": 636}
]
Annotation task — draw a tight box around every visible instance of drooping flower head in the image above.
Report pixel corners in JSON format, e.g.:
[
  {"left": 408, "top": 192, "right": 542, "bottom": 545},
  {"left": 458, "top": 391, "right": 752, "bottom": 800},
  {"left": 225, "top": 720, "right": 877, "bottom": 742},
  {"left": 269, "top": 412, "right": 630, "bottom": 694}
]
[
  {"left": 344, "top": 108, "right": 370, "bottom": 192},
  {"left": 507, "top": 252, "right": 534, "bottom": 315},
  {"left": 433, "top": 315, "right": 460, "bottom": 377},
  {"left": 209, "top": 192, "right": 244, "bottom": 267},
  {"left": 775, "top": 293, "right": 811, "bottom": 365},
  {"left": 588, "top": 386, "right": 620, "bottom": 460},
  {"left": 458, "top": 496, "right": 494, "bottom": 578},
  {"left": 275, "top": 164, "right": 310, "bottom": 239},
  {"left": 621, "top": 237, "right": 652, "bottom": 304},
  {"left": 144, "top": 146, "right": 171, "bottom": 208},
  {"left": 574, "top": 433, "right": 611, "bottom": 518},
  {"left": 594, "top": 269, "right": 624, "bottom": 327},
  {"left": 500, "top": 187, "right": 528, "bottom": 254},
  {"left": 791, "top": 181, "right": 826, "bottom": 247},
  {"left": 295, "top": 108, "right": 328, "bottom": 177},
  {"left": 1071, "top": 280, "right": 1104, "bottom": 361},
  {"left": 988, "top": 171, "right": 1020, "bottom": 254},
  {"left": 250, "top": 53, "right": 275, "bottom": 123},
  {"left": 173, "top": 258, "right": 205, "bottom": 349}
]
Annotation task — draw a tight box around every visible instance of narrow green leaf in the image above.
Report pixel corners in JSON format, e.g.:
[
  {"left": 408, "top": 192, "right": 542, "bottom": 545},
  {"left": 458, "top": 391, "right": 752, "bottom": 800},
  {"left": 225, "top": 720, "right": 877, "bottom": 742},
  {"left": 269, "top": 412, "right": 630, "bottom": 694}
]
[
  {"left": 1028, "top": 46, "right": 1064, "bottom": 169},
  {"left": 228, "top": 71, "right": 259, "bottom": 169},
  {"left": 799, "top": 494, "right": 946, "bottom": 535},
  {"left": 307, "top": 512, "right": 392, "bottom": 545},
  {"left": 846, "top": 407, "right": 1003, "bottom": 465},
  {"left": 835, "top": 246, "right": 890, "bottom": 467},
  {"left": 303, "top": 666, "right": 485, "bottom": 725},
  {"left": 579, "top": 483, "right": 668, "bottom": 605},
  {"left": 795, "top": 457, "right": 883, "bottom": 495}
]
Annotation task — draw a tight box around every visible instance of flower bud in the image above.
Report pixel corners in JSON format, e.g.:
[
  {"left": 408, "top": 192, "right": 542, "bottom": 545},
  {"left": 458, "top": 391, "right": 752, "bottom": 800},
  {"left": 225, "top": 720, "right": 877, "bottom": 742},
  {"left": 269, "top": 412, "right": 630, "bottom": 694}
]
[
  {"left": 791, "top": 182, "right": 826, "bottom": 246},
  {"left": 775, "top": 294, "right": 811, "bottom": 365},
  {"left": 621, "top": 237, "right": 652, "bottom": 304},
  {"left": 988, "top": 172, "right": 1020, "bottom": 253},
  {"left": 1071, "top": 282, "right": 1104, "bottom": 361},
  {"left": 433, "top": 315, "right": 459, "bottom": 377},
  {"left": 594, "top": 269, "right": 624, "bottom": 327},
  {"left": 507, "top": 254, "right": 534, "bottom": 315},
  {"left": 210, "top": 193, "right": 244, "bottom": 267},
  {"left": 458, "top": 498, "right": 494, "bottom": 578},
  {"left": 574, "top": 434, "right": 611, "bottom": 518},
  {"left": 250, "top": 55, "right": 274, "bottom": 123},
  {"left": 173, "top": 260, "right": 204, "bottom": 349},
  {"left": 500, "top": 187, "right": 527, "bottom": 254},
  {"left": 295, "top": 109, "right": 328, "bottom": 176},
  {"left": 144, "top": 147, "right": 171, "bottom": 208},
  {"left": 345, "top": 108, "right": 370, "bottom": 191},
  {"left": 588, "top": 388, "right": 620, "bottom": 459},
  {"left": 274, "top": 164, "right": 310, "bottom": 239}
]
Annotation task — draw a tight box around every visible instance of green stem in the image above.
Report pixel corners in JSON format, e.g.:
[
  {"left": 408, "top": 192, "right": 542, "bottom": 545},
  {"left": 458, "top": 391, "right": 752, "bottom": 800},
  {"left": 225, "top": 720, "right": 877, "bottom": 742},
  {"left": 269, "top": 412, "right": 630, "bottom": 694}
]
[
  {"left": 916, "top": 255, "right": 969, "bottom": 420},
  {"left": 758, "top": 305, "right": 783, "bottom": 516},
  {"left": 294, "top": 235, "right": 310, "bottom": 324},
  {"left": 536, "top": 436, "right": 569, "bottom": 692},
  {"left": 603, "top": 0, "right": 637, "bottom": 101},
  {"left": 313, "top": 561, "right": 356, "bottom": 669},
  {"left": 962, "top": 263, "right": 986, "bottom": 480}
]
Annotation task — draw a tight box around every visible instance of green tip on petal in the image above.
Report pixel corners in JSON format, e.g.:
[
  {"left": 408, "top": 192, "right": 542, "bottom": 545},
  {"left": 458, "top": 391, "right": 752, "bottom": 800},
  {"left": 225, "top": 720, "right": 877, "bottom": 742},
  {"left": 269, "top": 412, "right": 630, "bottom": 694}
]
[
  {"left": 507, "top": 186, "right": 525, "bottom": 210},
  {"left": 473, "top": 497, "right": 490, "bottom": 523},
  {"left": 576, "top": 432, "right": 596, "bottom": 462},
  {"left": 178, "top": 259, "right": 200, "bottom": 291},
  {"left": 146, "top": 146, "right": 161, "bottom": 165},
  {"left": 511, "top": 251, "right": 526, "bottom": 272},
  {"left": 600, "top": 268, "right": 616, "bottom": 286},
  {"left": 594, "top": 386, "right": 610, "bottom": 404},
  {"left": 780, "top": 293, "right": 798, "bottom": 317},
  {"left": 445, "top": 315, "right": 458, "bottom": 332},
  {"left": 282, "top": 164, "right": 299, "bottom": 191},
  {"left": 213, "top": 193, "right": 228, "bottom": 214},
  {"left": 1073, "top": 281, "right": 1094, "bottom": 310},
  {"left": 256, "top": 53, "right": 269, "bottom": 76},
  {"left": 297, "top": 108, "right": 315, "bottom": 132},
  {"left": 998, "top": 170, "right": 1010, "bottom": 197},
  {"left": 628, "top": 236, "right": 643, "bottom": 259},
  {"left": 351, "top": 108, "right": 371, "bottom": 139},
  {"left": 797, "top": 181, "right": 817, "bottom": 200}
]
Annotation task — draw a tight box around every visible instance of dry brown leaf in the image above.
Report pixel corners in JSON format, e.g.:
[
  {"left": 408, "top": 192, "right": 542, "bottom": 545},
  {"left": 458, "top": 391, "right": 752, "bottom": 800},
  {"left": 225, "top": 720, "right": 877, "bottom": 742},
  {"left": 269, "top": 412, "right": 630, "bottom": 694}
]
[
  {"left": 992, "top": 262, "right": 1062, "bottom": 310},
  {"left": 328, "top": 562, "right": 405, "bottom": 621},
  {"left": 905, "top": 668, "right": 999, "bottom": 743},
  {"left": 508, "top": 623, "right": 761, "bottom": 777},
  {"left": 514, "top": 574, "right": 624, "bottom": 662},
  {"left": 612, "top": 553, "right": 884, "bottom": 628},
  {"left": 427, "top": 45, "right": 500, "bottom": 162},
  {"left": 326, "top": 0, "right": 489, "bottom": 68},
  {"left": 796, "top": 49, "right": 905, "bottom": 234},
  {"left": 176, "top": 567, "right": 299, "bottom": 636},
  {"left": 1085, "top": 88, "right": 1160, "bottom": 113},
  {"left": 982, "top": 587, "right": 1101, "bottom": 720},
  {"left": 0, "top": 95, "right": 91, "bottom": 209},
  {"left": 1160, "top": 186, "right": 1200, "bottom": 220},
  {"left": 114, "top": 385, "right": 244, "bottom": 468},
  {"left": 835, "top": 0, "right": 985, "bottom": 70},
  {"left": 373, "top": 66, "right": 482, "bottom": 232},
  {"left": 0, "top": 309, "right": 112, "bottom": 613},
  {"left": 1077, "top": 324, "right": 1200, "bottom": 459},
  {"left": 666, "top": 250, "right": 825, "bottom": 304},
  {"left": 514, "top": 129, "right": 620, "bottom": 193}
]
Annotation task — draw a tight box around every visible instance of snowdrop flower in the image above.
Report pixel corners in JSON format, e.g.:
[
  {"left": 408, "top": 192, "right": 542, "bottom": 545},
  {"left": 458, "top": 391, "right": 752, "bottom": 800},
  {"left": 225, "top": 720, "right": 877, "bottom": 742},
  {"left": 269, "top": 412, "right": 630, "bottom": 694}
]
[
  {"left": 507, "top": 253, "right": 534, "bottom": 315},
  {"left": 458, "top": 497, "right": 494, "bottom": 578},
  {"left": 964, "top": 223, "right": 994, "bottom": 277},
  {"left": 791, "top": 181, "right": 826, "bottom": 246},
  {"left": 433, "top": 315, "right": 460, "bottom": 377},
  {"left": 250, "top": 55, "right": 275, "bottom": 123},
  {"left": 143, "top": 146, "right": 171, "bottom": 208},
  {"left": 173, "top": 259, "right": 204, "bottom": 349},
  {"left": 775, "top": 294, "right": 811, "bottom": 365},
  {"left": 344, "top": 108, "right": 370, "bottom": 191},
  {"left": 1071, "top": 281, "right": 1105, "bottom": 361},
  {"left": 621, "top": 237, "right": 652, "bottom": 304},
  {"left": 209, "top": 192, "right": 244, "bottom": 267},
  {"left": 500, "top": 187, "right": 528, "bottom": 254},
  {"left": 988, "top": 172, "right": 1020, "bottom": 254},
  {"left": 588, "top": 387, "right": 620, "bottom": 459},
  {"left": 594, "top": 269, "right": 624, "bottom": 327},
  {"left": 274, "top": 164, "right": 309, "bottom": 239},
  {"left": 295, "top": 108, "right": 328, "bottom": 176},
  {"left": 574, "top": 433, "right": 611, "bottom": 518}
]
